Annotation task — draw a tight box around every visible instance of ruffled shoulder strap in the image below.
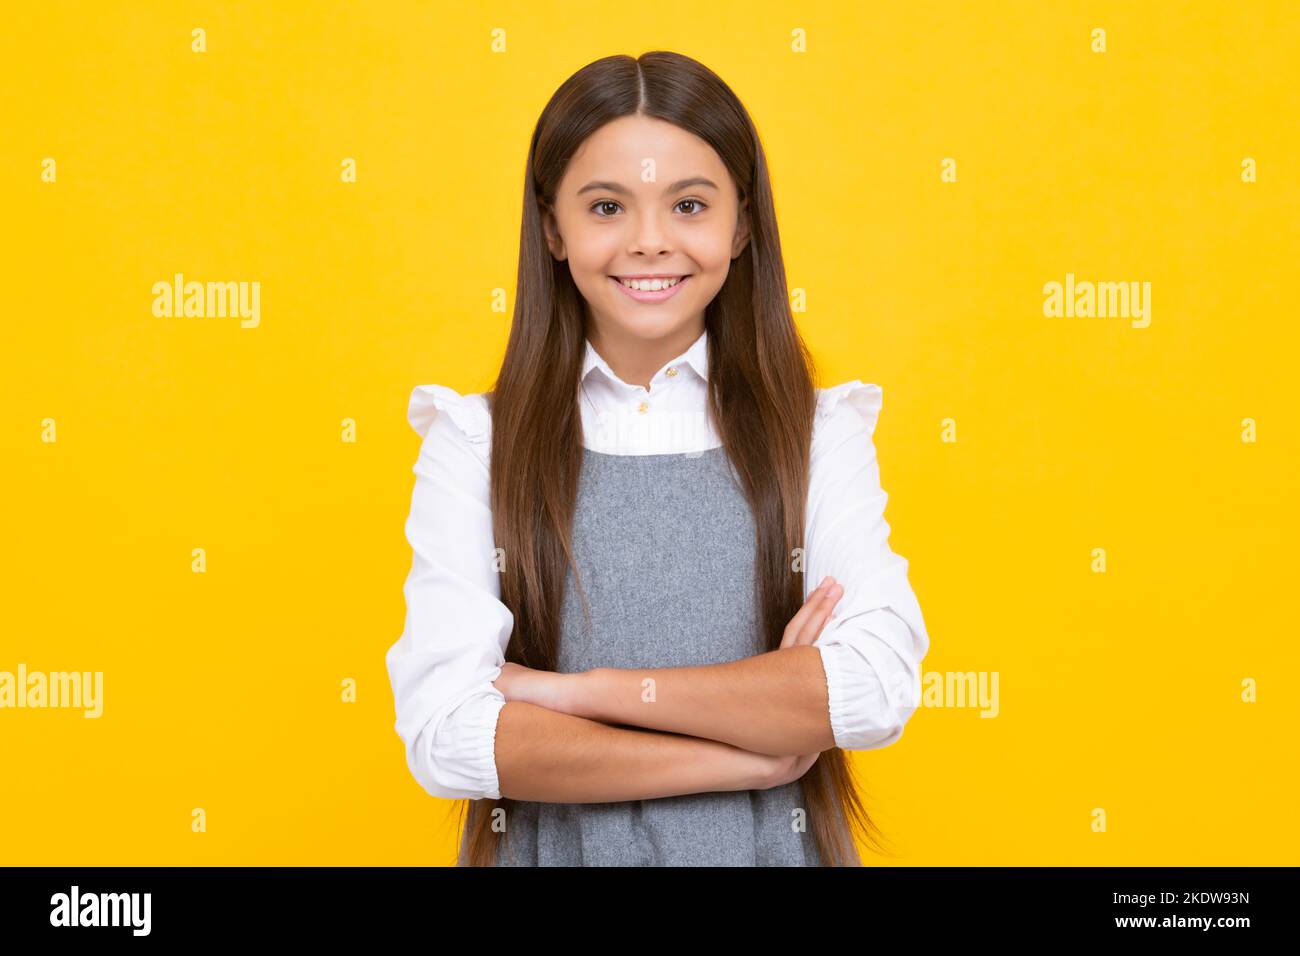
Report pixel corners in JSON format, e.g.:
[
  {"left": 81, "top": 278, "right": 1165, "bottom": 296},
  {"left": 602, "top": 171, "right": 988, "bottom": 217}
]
[
  {"left": 407, "top": 384, "right": 492, "bottom": 446},
  {"left": 815, "top": 380, "right": 884, "bottom": 436}
]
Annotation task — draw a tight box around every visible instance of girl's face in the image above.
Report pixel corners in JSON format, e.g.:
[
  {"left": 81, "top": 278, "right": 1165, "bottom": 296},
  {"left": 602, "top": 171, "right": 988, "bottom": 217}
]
[{"left": 541, "top": 114, "right": 750, "bottom": 349}]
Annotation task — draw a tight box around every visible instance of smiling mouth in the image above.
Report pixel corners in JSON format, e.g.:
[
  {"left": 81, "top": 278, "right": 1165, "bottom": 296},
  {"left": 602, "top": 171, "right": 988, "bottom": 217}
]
[{"left": 609, "top": 274, "right": 691, "bottom": 302}]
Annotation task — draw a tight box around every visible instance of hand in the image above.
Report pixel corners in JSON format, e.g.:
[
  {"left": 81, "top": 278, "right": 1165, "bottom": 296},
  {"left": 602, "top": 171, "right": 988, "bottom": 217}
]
[
  {"left": 753, "top": 576, "right": 843, "bottom": 787},
  {"left": 492, "top": 662, "right": 577, "bottom": 715},
  {"left": 780, "top": 576, "right": 844, "bottom": 649}
]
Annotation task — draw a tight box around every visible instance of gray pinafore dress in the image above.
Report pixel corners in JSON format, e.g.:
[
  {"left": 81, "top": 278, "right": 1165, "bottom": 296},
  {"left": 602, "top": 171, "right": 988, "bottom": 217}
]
[{"left": 490, "top": 445, "right": 833, "bottom": 866}]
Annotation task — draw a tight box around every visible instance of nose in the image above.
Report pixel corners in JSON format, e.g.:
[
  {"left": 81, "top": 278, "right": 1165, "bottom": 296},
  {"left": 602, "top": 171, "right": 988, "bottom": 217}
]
[{"left": 627, "top": 208, "right": 672, "bottom": 256}]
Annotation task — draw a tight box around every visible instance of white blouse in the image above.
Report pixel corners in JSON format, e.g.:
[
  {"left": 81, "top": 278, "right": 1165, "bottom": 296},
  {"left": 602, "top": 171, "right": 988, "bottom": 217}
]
[{"left": 385, "top": 329, "right": 931, "bottom": 801}]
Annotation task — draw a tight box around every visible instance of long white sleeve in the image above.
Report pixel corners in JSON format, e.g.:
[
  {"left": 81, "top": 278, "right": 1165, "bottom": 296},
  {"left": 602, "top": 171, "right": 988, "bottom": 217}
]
[
  {"left": 805, "top": 382, "right": 931, "bottom": 751},
  {"left": 385, "top": 385, "right": 511, "bottom": 801}
]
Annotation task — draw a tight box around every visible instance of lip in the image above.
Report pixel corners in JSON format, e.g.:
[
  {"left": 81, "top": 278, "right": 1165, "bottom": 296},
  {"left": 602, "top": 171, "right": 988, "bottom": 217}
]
[{"left": 609, "top": 274, "right": 691, "bottom": 303}]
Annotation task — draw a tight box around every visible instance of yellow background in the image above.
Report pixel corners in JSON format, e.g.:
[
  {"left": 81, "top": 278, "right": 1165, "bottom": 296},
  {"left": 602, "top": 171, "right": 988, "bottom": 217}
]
[{"left": 3, "top": 1, "right": 1296, "bottom": 865}]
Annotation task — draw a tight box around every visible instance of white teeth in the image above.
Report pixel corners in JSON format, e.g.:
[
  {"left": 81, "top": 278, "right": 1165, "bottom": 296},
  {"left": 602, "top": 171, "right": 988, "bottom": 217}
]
[{"left": 620, "top": 276, "right": 682, "bottom": 291}]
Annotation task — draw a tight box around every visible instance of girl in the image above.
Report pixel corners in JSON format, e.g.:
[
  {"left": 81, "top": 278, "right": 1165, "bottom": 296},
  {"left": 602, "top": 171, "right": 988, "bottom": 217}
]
[{"left": 386, "top": 50, "right": 930, "bottom": 867}]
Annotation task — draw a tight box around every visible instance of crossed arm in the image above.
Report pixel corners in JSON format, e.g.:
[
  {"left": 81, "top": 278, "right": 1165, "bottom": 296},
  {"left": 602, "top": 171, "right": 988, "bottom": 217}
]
[
  {"left": 580, "top": 646, "right": 833, "bottom": 753},
  {"left": 494, "top": 577, "right": 846, "bottom": 758}
]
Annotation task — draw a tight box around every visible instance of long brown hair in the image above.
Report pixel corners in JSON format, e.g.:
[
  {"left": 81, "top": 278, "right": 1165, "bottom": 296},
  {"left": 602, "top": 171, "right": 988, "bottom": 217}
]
[{"left": 455, "top": 50, "right": 890, "bottom": 867}]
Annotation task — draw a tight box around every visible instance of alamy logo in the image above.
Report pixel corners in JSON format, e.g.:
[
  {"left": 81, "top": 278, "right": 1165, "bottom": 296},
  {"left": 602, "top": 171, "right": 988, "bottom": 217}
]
[
  {"left": 1042, "top": 272, "right": 1151, "bottom": 328},
  {"left": 922, "top": 670, "right": 1000, "bottom": 718},
  {"left": 49, "top": 885, "right": 151, "bottom": 936},
  {"left": 0, "top": 664, "right": 102, "bottom": 717},
  {"left": 152, "top": 272, "right": 261, "bottom": 328}
]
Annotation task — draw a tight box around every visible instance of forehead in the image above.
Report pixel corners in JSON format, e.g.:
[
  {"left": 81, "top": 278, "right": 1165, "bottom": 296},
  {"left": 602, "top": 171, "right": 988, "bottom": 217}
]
[{"left": 560, "top": 115, "right": 726, "bottom": 188}]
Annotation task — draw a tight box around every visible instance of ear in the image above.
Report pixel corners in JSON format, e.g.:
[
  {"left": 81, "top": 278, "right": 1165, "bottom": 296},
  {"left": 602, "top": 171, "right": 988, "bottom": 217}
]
[
  {"left": 731, "top": 193, "right": 751, "bottom": 258},
  {"left": 539, "top": 199, "right": 567, "bottom": 261}
]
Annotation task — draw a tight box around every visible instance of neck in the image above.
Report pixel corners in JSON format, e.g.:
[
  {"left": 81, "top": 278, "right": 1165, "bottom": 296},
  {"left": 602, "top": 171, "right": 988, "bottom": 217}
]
[{"left": 586, "top": 320, "right": 704, "bottom": 391}]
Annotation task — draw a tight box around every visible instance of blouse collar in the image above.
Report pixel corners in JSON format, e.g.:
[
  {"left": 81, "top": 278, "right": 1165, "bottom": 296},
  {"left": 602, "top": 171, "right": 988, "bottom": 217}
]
[{"left": 581, "top": 328, "right": 709, "bottom": 389}]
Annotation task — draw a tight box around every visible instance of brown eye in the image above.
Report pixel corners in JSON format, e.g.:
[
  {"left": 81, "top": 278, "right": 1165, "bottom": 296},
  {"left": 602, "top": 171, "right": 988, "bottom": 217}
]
[
  {"left": 590, "top": 200, "right": 621, "bottom": 217},
  {"left": 676, "top": 198, "right": 707, "bottom": 215}
]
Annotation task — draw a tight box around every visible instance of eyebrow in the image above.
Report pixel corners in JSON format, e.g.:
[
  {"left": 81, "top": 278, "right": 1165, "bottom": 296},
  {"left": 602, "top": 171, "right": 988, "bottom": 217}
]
[{"left": 576, "top": 177, "right": 719, "bottom": 196}]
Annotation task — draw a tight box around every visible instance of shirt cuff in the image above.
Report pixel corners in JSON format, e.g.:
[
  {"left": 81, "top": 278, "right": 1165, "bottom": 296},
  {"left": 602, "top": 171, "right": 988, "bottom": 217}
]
[
  {"left": 817, "top": 622, "right": 915, "bottom": 751},
  {"left": 423, "top": 691, "right": 507, "bottom": 800}
]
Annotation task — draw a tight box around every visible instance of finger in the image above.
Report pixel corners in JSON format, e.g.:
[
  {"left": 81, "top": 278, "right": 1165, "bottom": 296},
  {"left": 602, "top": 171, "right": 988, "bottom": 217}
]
[
  {"left": 784, "top": 578, "right": 840, "bottom": 649},
  {"left": 781, "top": 576, "right": 833, "bottom": 649},
  {"left": 792, "top": 581, "right": 843, "bottom": 646}
]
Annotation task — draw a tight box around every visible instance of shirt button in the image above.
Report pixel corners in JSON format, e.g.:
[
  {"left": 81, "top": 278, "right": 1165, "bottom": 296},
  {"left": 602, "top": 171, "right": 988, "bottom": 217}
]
[
  {"left": 665, "top": 367, "right": 678, "bottom": 377},
  {"left": 637, "top": 401, "right": 649, "bottom": 414}
]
